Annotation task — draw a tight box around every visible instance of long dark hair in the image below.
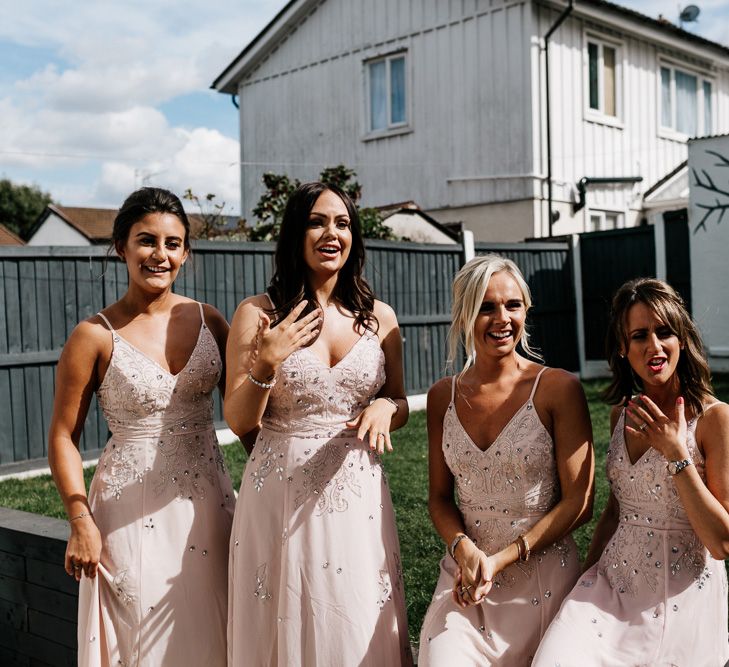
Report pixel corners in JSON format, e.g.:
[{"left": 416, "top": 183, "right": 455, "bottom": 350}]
[
  {"left": 267, "top": 182, "right": 377, "bottom": 332},
  {"left": 112, "top": 187, "right": 191, "bottom": 253},
  {"left": 603, "top": 277, "right": 713, "bottom": 416}
]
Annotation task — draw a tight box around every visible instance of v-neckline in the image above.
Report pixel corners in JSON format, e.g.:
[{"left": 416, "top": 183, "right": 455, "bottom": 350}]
[
  {"left": 300, "top": 332, "right": 368, "bottom": 370},
  {"left": 451, "top": 398, "right": 534, "bottom": 454},
  {"left": 112, "top": 321, "right": 205, "bottom": 379},
  {"left": 619, "top": 410, "right": 653, "bottom": 467}
]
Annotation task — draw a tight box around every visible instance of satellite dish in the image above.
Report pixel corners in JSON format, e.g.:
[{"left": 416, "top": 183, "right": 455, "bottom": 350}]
[{"left": 679, "top": 5, "right": 701, "bottom": 23}]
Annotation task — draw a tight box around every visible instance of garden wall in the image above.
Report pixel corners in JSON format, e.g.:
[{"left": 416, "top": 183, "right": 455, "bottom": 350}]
[{"left": 0, "top": 507, "right": 76, "bottom": 666}]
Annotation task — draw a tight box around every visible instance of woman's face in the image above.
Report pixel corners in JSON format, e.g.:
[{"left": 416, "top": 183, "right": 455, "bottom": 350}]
[
  {"left": 623, "top": 301, "right": 682, "bottom": 388},
  {"left": 302, "top": 190, "right": 352, "bottom": 277},
  {"left": 473, "top": 271, "right": 527, "bottom": 359},
  {"left": 118, "top": 212, "right": 188, "bottom": 293}
]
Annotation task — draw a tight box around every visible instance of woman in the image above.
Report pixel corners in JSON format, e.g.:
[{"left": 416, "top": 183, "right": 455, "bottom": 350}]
[
  {"left": 224, "top": 182, "right": 412, "bottom": 666},
  {"left": 533, "top": 278, "right": 729, "bottom": 666},
  {"left": 48, "top": 187, "right": 235, "bottom": 666},
  {"left": 418, "top": 254, "right": 594, "bottom": 666}
]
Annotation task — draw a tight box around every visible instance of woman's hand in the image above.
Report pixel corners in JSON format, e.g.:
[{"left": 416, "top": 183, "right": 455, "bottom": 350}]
[
  {"left": 65, "top": 517, "right": 102, "bottom": 581},
  {"left": 253, "top": 301, "right": 321, "bottom": 376},
  {"left": 626, "top": 395, "right": 689, "bottom": 461},
  {"left": 346, "top": 398, "right": 398, "bottom": 453},
  {"left": 451, "top": 539, "right": 493, "bottom": 607}
]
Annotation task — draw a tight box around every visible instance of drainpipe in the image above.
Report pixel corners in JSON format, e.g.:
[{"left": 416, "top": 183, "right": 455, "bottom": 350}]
[
  {"left": 543, "top": 0, "right": 573, "bottom": 237},
  {"left": 573, "top": 176, "right": 643, "bottom": 213}
]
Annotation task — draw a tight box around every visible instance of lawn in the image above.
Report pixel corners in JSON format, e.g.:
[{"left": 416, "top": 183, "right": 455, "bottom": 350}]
[{"left": 2, "top": 377, "right": 727, "bottom": 642}]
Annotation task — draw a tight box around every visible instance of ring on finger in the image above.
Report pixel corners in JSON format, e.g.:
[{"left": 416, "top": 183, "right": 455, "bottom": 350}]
[
  {"left": 639, "top": 422, "right": 648, "bottom": 432},
  {"left": 377, "top": 432, "right": 386, "bottom": 439}
]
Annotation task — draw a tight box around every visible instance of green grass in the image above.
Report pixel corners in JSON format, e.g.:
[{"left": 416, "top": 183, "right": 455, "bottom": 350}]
[{"left": 2, "top": 377, "right": 728, "bottom": 642}]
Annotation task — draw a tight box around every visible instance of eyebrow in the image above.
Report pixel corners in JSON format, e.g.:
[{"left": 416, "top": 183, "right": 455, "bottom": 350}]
[{"left": 135, "top": 232, "right": 183, "bottom": 241}]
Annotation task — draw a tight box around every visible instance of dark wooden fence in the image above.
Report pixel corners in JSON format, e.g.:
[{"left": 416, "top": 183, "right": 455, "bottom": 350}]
[{"left": 0, "top": 224, "right": 690, "bottom": 469}]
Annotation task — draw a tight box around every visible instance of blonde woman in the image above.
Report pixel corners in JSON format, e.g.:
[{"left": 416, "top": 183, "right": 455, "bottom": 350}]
[{"left": 418, "top": 254, "right": 594, "bottom": 666}]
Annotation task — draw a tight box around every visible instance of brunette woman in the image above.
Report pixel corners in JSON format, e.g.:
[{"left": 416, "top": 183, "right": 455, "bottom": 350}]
[
  {"left": 49, "top": 187, "right": 235, "bottom": 666},
  {"left": 224, "top": 182, "right": 411, "bottom": 665},
  {"left": 534, "top": 278, "right": 729, "bottom": 666},
  {"left": 418, "top": 254, "right": 594, "bottom": 666}
]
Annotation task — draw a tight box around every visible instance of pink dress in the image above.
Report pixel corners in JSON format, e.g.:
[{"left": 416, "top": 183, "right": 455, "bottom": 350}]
[
  {"left": 77, "top": 304, "right": 235, "bottom": 666},
  {"left": 418, "top": 368, "right": 581, "bottom": 666},
  {"left": 227, "top": 329, "right": 412, "bottom": 666},
  {"left": 533, "top": 408, "right": 729, "bottom": 667}
]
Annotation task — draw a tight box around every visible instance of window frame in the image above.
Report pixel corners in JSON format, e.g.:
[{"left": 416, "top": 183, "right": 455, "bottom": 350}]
[
  {"left": 585, "top": 209, "right": 625, "bottom": 233},
  {"left": 363, "top": 50, "right": 411, "bottom": 140},
  {"left": 657, "top": 59, "right": 714, "bottom": 140},
  {"left": 583, "top": 32, "right": 624, "bottom": 128}
]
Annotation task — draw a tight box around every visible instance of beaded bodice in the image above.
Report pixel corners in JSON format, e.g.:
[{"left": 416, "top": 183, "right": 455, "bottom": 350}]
[
  {"left": 97, "top": 318, "right": 221, "bottom": 434},
  {"left": 262, "top": 331, "right": 385, "bottom": 435},
  {"left": 442, "top": 369, "right": 563, "bottom": 557},
  {"left": 598, "top": 410, "right": 711, "bottom": 595}
]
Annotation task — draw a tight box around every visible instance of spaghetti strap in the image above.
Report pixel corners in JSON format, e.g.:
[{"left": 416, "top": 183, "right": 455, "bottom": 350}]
[
  {"left": 263, "top": 291, "right": 275, "bottom": 309},
  {"left": 97, "top": 312, "right": 114, "bottom": 332},
  {"left": 528, "top": 367, "right": 548, "bottom": 402},
  {"left": 450, "top": 376, "right": 457, "bottom": 403},
  {"left": 197, "top": 301, "right": 205, "bottom": 327}
]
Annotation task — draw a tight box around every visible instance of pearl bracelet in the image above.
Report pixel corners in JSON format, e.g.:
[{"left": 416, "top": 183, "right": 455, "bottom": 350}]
[{"left": 248, "top": 371, "right": 276, "bottom": 390}]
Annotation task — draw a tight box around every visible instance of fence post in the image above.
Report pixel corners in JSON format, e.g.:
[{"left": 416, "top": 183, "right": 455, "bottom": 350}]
[
  {"left": 570, "top": 233, "right": 587, "bottom": 378},
  {"left": 461, "top": 230, "right": 475, "bottom": 264}
]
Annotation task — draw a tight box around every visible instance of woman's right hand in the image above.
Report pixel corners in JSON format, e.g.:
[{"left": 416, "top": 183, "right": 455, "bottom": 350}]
[
  {"left": 253, "top": 301, "right": 321, "bottom": 375},
  {"left": 451, "top": 539, "right": 493, "bottom": 607},
  {"left": 65, "top": 517, "right": 102, "bottom": 581}
]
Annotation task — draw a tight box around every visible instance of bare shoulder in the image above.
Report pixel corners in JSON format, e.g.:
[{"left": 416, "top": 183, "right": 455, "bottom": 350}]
[
  {"left": 609, "top": 404, "right": 623, "bottom": 433},
  {"left": 697, "top": 401, "right": 729, "bottom": 432},
  {"left": 62, "top": 316, "right": 110, "bottom": 362},
  {"left": 231, "top": 293, "right": 270, "bottom": 325},
  {"left": 427, "top": 376, "right": 453, "bottom": 413},
  {"left": 201, "top": 303, "right": 229, "bottom": 331},
  {"left": 538, "top": 366, "right": 584, "bottom": 397},
  {"left": 372, "top": 299, "right": 398, "bottom": 334}
]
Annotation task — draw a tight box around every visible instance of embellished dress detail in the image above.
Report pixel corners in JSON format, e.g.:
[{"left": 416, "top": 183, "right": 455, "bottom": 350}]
[
  {"left": 533, "top": 408, "right": 729, "bottom": 667},
  {"left": 418, "top": 369, "right": 580, "bottom": 666},
  {"left": 78, "top": 304, "right": 235, "bottom": 667},
  {"left": 227, "top": 329, "right": 411, "bottom": 666}
]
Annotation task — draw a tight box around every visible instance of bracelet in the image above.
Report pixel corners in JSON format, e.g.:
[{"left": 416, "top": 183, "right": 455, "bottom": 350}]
[
  {"left": 248, "top": 371, "right": 276, "bottom": 390},
  {"left": 449, "top": 533, "right": 470, "bottom": 560},
  {"left": 515, "top": 534, "right": 530, "bottom": 562},
  {"left": 69, "top": 512, "right": 93, "bottom": 523},
  {"left": 381, "top": 397, "right": 399, "bottom": 413}
]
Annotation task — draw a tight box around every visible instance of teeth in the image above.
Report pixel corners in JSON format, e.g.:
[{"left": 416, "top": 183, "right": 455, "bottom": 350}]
[{"left": 490, "top": 332, "right": 511, "bottom": 339}]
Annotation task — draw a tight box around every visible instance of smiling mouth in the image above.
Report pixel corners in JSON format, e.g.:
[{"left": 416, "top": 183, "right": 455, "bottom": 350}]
[
  {"left": 488, "top": 331, "right": 512, "bottom": 341},
  {"left": 317, "top": 245, "right": 340, "bottom": 256},
  {"left": 647, "top": 356, "right": 667, "bottom": 373},
  {"left": 143, "top": 265, "right": 169, "bottom": 274}
]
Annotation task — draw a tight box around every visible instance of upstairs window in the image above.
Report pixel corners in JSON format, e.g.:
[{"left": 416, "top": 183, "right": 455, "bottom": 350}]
[
  {"left": 367, "top": 53, "right": 407, "bottom": 133},
  {"left": 587, "top": 38, "right": 618, "bottom": 118},
  {"left": 660, "top": 64, "right": 713, "bottom": 137}
]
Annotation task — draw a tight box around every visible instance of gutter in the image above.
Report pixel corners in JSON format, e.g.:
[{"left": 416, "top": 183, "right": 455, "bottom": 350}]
[
  {"left": 543, "top": 0, "right": 574, "bottom": 237},
  {"left": 573, "top": 176, "right": 643, "bottom": 213}
]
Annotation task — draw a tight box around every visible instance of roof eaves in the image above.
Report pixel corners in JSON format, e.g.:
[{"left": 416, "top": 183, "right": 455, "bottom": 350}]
[
  {"left": 212, "top": 0, "right": 316, "bottom": 94},
  {"left": 643, "top": 160, "right": 688, "bottom": 199},
  {"left": 576, "top": 0, "right": 729, "bottom": 60}
]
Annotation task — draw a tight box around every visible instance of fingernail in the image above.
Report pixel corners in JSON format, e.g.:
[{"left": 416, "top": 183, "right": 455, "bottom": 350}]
[{"left": 677, "top": 397, "right": 684, "bottom": 405}]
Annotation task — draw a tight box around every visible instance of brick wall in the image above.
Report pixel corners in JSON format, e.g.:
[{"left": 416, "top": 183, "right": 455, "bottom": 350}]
[{"left": 0, "top": 508, "right": 76, "bottom": 666}]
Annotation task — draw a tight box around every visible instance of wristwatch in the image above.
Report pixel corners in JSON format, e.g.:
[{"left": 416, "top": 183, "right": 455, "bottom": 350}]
[{"left": 666, "top": 457, "right": 694, "bottom": 475}]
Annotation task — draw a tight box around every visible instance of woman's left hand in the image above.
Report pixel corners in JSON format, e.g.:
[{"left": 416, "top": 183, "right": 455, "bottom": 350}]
[
  {"left": 346, "top": 398, "right": 398, "bottom": 453},
  {"left": 626, "top": 395, "right": 689, "bottom": 460}
]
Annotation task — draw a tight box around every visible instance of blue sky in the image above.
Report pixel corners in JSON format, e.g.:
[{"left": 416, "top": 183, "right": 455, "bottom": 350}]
[{"left": 0, "top": 0, "right": 727, "bottom": 215}]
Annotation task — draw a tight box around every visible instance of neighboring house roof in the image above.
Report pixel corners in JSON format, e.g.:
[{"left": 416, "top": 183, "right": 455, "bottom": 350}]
[
  {"left": 0, "top": 223, "right": 24, "bottom": 246},
  {"left": 28, "top": 204, "right": 207, "bottom": 244},
  {"left": 377, "top": 202, "right": 460, "bottom": 243},
  {"left": 643, "top": 160, "right": 687, "bottom": 200},
  {"left": 212, "top": 0, "right": 729, "bottom": 93}
]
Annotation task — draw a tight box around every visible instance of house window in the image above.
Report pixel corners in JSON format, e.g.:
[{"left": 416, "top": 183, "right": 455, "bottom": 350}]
[
  {"left": 660, "top": 64, "right": 713, "bottom": 136},
  {"left": 367, "top": 53, "right": 407, "bottom": 132},
  {"left": 586, "top": 211, "right": 623, "bottom": 232},
  {"left": 587, "top": 39, "right": 618, "bottom": 117}
]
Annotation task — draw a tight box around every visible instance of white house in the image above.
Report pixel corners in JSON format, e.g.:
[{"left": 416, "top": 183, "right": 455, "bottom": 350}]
[
  {"left": 213, "top": 0, "right": 729, "bottom": 241},
  {"left": 27, "top": 205, "right": 116, "bottom": 246}
]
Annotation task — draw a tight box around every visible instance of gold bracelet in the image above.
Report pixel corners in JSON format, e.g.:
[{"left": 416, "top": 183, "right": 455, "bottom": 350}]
[
  {"left": 515, "top": 534, "right": 530, "bottom": 562},
  {"left": 69, "top": 512, "right": 93, "bottom": 523}
]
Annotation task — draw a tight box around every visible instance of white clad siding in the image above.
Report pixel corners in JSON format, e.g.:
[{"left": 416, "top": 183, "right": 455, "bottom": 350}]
[
  {"left": 238, "top": 0, "right": 535, "bottom": 217},
  {"left": 535, "top": 1, "right": 729, "bottom": 219}
]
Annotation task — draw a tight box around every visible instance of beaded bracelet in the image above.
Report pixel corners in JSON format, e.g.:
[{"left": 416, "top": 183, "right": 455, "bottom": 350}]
[
  {"left": 382, "top": 397, "right": 400, "bottom": 413},
  {"left": 69, "top": 512, "right": 93, "bottom": 523},
  {"left": 248, "top": 371, "right": 276, "bottom": 390}
]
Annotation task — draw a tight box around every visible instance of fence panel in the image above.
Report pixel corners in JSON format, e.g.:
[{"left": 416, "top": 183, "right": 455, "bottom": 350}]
[
  {"left": 475, "top": 242, "right": 578, "bottom": 371},
  {"left": 580, "top": 226, "right": 656, "bottom": 360},
  {"left": 663, "top": 209, "right": 692, "bottom": 314}
]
